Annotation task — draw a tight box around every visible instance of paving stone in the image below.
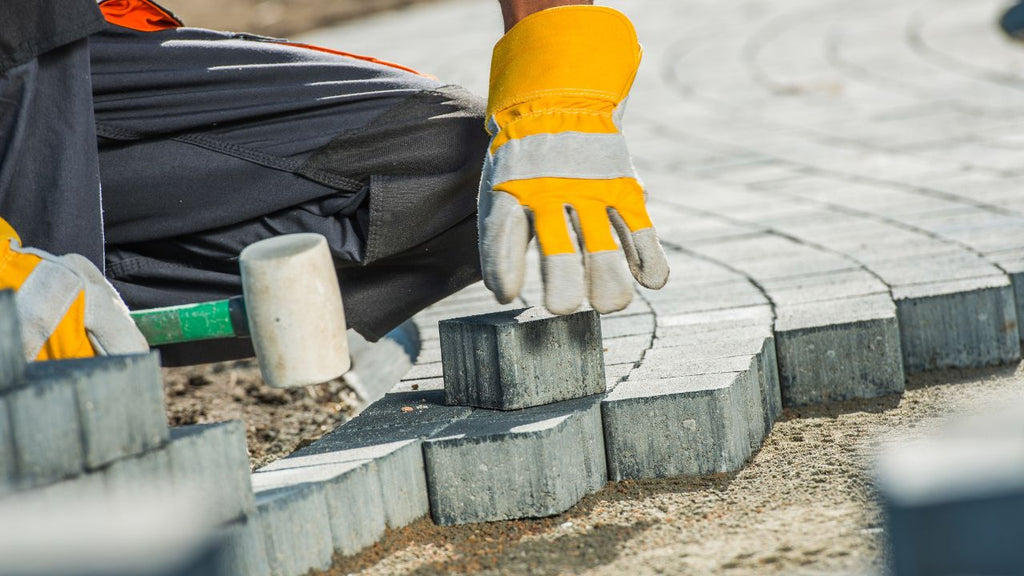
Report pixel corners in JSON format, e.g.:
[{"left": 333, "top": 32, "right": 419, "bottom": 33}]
[
  {"left": 254, "top": 458, "right": 385, "bottom": 557},
  {"left": 27, "top": 353, "right": 167, "bottom": 470},
  {"left": 219, "top": 517, "right": 271, "bottom": 576},
  {"left": 601, "top": 335, "right": 650, "bottom": 366},
  {"left": 288, "top": 437, "right": 426, "bottom": 530},
  {"left": 774, "top": 294, "right": 906, "bottom": 406},
  {"left": 755, "top": 336, "right": 784, "bottom": 433},
  {"left": 102, "top": 422, "right": 253, "bottom": 527},
  {"left": 603, "top": 370, "right": 764, "bottom": 480},
  {"left": 651, "top": 329, "right": 771, "bottom": 357},
  {"left": 27, "top": 467, "right": 109, "bottom": 508},
  {"left": 629, "top": 353, "right": 756, "bottom": 380},
  {"left": 0, "top": 291, "right": 25, "bottom": 392},
  {"left": 759, "top": 270, "right": 890, "bottom": 307},
  {"left": 865, "top": 251, "right": 1001, "bottom": 288},
  {"left": 102, "top": 431, "right": 171, "bottom": 489},
  {"left": 6, "top": 375, "right": 84, "bottom": 488},
  {"left": 0, "top": 397, "right": 12, "bottom": 495},
  {"left": 644, "top": 281, "right": 768, "bottom": 316},
  {"left": 893, "top": 276, "right": 1021, "bottom": 372},
  {"left": 423, "top": 395, "right": 606, "bottom": 525},
  {"left": 0, "top": 484, "right": 228, "bottom": 576},
  {"left": 165, "top": 422, "right": 254, "bottom": 525},
  {"left": 287, "top": 390, "right": 473, "bottom": 528},
  {"left": 440, "top": 308, "right": 605, "bottom": 411},
  {"left": 657, "top": 305, "right": 775, "bottom": 332},
  {"left": 254, "top": 484, "right": 334, "bottom": 576},
  {"left": 601, "top": 313, "right": 655, "bottom": 338},
  {"left": 874, "top": 402, "right": 1024, "bottom": 576},
  {"left": 1012, "top": 270, "right": 1024, "bottom": 345}
]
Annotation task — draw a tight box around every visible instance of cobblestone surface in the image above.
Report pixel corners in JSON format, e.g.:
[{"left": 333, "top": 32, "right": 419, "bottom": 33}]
[{"left": 290, "top": 0, "right": 1024, "bottom": 549}]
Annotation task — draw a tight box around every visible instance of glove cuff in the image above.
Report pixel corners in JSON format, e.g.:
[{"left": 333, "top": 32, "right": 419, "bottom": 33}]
[{"left": 487, "top": 6, "right": 641, "bottom": 118}]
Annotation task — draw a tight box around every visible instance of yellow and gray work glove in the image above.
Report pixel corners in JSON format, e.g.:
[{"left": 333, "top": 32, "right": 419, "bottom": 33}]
[
  {"left": 478, "top": 5, "right": 670, "bottom": 314},
  {"left": 0, "top": 218, "right": 148, "bottom": 361}
]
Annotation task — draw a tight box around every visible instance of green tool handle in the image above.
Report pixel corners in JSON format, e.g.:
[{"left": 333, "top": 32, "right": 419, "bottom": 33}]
[{"left": 130, "top": 296, "right": 248, "bottom": 346}]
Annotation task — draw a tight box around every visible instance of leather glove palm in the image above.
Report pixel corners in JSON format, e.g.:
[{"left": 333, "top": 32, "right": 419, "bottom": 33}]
[{"left": 479, "top": 6, "right": 669, "bottom": 314}]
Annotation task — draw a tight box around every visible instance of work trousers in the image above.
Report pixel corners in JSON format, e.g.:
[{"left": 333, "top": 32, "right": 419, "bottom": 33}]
[{"left": 0, "top": 15, "right": 489, "bottom": 364}]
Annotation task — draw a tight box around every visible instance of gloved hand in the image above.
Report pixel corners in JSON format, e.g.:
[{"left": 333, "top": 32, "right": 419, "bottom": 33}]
[
  {"left": 0, "top": 218, "right": 148, "bottom": 361},
  {"left": 478, "top": 5, "right": 669, "bottom": 315}
]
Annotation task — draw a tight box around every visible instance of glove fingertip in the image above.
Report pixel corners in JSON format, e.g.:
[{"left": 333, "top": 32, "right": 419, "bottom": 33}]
[
  {"left": 541, "top": 253, "right": 584, "bottom": 315},
  {"left": 588, "top": 251, "right": 634, "bottom": 314},
  {"left": 630, "top": 228, "right": 670, "bottom": 290}
]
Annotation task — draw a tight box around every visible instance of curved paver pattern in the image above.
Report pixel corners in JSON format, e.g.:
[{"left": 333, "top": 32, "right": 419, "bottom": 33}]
[{"left": 3, "top": 0, "right": 1024, "bottom": 573}]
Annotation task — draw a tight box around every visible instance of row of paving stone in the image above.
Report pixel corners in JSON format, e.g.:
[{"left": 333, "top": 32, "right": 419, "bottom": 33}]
[
  {"left": 269, "top": 1, "right": 1024, "bottom": 573},
  {"left": 0, "top": 292, "right": 262, "bottom": 575}
]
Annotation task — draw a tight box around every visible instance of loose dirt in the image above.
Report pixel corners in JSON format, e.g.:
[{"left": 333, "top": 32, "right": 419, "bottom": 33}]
[
  {"left": 162, "top": 360, "right": 358, "bottom": 470},
  {"left": 315, "top": 363, "right": 1024, "bottom": 575}
]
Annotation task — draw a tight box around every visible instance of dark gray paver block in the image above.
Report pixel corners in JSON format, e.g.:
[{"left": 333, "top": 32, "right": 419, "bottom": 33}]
[
  {"left": 27, "top": 353, "right": 168, "bottom": 470},
  {"left": 440, "top": 308, "right": 605, "bottom": 410},
  {"left": 893, "top": 277, "right": 1021, "bottom": 372},
  {"left": 6, "top": 376, "right": 84, "bottom": 488},
  {"left": 254, "top": 484, "right": 334, "bottom": 576},
  {"left": 254, "top": 455, "right": 385, "bottom": 553},
  {"left": 254, "top": 458, "right": 386, "bottom": 556},
  {"left": 875, "top": 403, "right": 1024, "bottom": 576},
  {"left": 0, "top": 397, "right": 14, "bottom": 495},
  {"left": 102, "top": 422, "right": 253, "bottom": 526},
  {"left": 219, "top": 517, "right": 271, "bottom": 576},
  {"left": 0, "top": 291, "right": 25, "bottom": 392},
  {"left": 774, "top": 295, "right": 905, "bottom": 406},
  {"left": 167, "top": 422, "right": 254, "bottom": 525},
  {"left": 603, "top": 370, "right": 764, "bottom": 480},
  {"left": 284, "top": 438, "right": 426, "bottom": 530},
  {"left": 286, "top": 390, "right": 472, "bottom": 529},
  {"left": 424, "top": 395, "right": 606, "bottom": 525}
]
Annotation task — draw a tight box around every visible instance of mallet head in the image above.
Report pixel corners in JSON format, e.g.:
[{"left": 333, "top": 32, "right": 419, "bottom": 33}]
[{"left": 240, "top": 234, "right": 349, "bottom": 388}]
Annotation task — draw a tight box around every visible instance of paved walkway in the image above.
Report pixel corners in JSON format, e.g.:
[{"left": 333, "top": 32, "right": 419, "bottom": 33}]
[
  {"left": 304, "top": 0, "right": 1024, "bottom": 397},
  {"left": 254, "top": 1, "right": 1024, "bottom": 571}
]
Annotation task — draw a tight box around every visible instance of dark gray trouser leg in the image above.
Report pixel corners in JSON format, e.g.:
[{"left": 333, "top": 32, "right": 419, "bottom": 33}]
[
  {"left": 90, "top": 26, "right": 488, "bottom": 364},
  {"left": 0, "top": 39, "right": 104, "bottom": 268}
]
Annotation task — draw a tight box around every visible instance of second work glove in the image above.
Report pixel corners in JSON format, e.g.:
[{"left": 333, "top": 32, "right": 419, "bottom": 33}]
[
  {"left": 0, "top": 218, "right": 148, "bottom": 361},
  {"left": 479, "top": 5, "right": 669, "bottom": 314}
]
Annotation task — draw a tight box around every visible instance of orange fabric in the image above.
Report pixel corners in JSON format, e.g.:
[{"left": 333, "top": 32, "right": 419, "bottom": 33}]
[
  {"left": 35, "top": 292, "right": 95, "bottom": 361},
  {"left": 0, "top": 239, "right": 96, "bottom": 361},
  {"left": 489, "top": 98, "right": 618, "bottom": 152},
  {"left": 495, "top": 178, "right": 653, "bottom": 255},
  {"left": 487, "top": 6, "right": 640, "bottom": 117},
  {"left": 99, "top": 0, "right": 182, "bottom": 32},
  {"left": 274, "top": 42, "right": 429, "bottom": 78}
]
